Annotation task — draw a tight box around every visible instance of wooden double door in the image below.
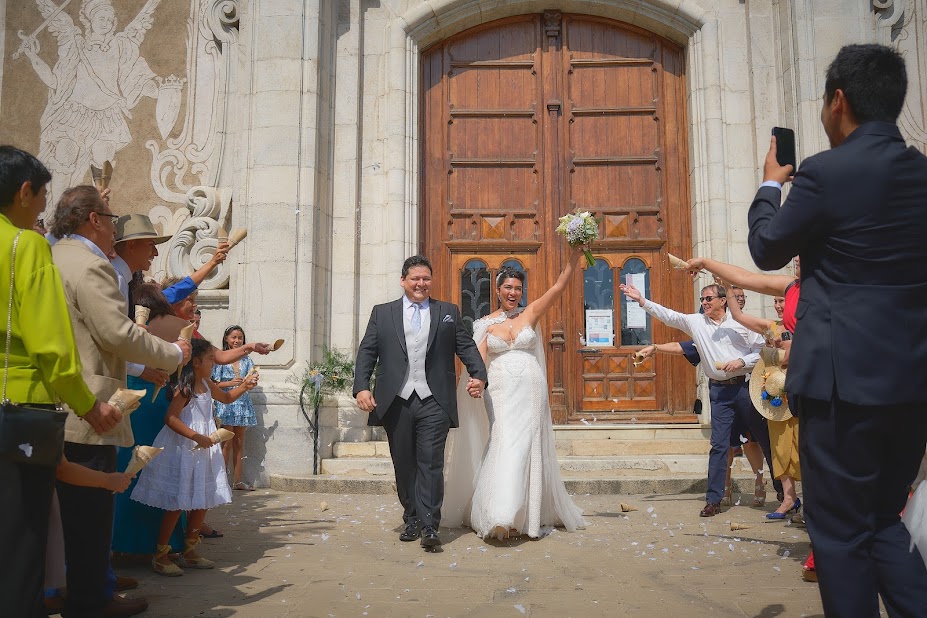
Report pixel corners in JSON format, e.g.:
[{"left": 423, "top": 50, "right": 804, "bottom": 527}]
[{"left": 421, "top": 11, "right": 696, "bottom": 423}]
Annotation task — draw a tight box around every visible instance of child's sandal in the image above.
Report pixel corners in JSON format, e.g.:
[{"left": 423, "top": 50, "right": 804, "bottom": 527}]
[
  {"left": 180, "top": 536, "right": 215, "bottom": 569},
  {"left": 152, "top": 544, "right": 184, "bottom": 577}
]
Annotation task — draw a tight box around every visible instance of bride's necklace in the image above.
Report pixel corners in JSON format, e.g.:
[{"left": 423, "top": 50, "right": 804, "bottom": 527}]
[{"left": 487, "top": 307, "right": 524, "bottom": 343}]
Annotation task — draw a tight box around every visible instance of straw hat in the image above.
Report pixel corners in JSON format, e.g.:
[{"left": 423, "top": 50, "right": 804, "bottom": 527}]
[
  {"left": 115, "top": 214, "right": 171, "bottom": 245},
  {"left": 749, "top": 347, "right": 792, "bottom": 422}
]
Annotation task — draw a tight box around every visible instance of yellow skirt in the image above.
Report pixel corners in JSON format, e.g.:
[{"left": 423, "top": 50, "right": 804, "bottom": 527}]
[{"left": 769, "top": 416, "right": 800, "bottom": 480}]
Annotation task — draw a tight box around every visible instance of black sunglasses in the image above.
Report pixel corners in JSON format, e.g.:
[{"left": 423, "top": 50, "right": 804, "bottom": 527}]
[{"left": 699, "top": 295, "right": 724, "bottom": 303}]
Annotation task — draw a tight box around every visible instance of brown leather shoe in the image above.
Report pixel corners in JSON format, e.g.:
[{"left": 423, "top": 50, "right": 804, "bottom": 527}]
[
  {"left": 100, "top": 595, "right": 149, "bottom": 617},
  {"left": 115, "top": 576, "right": 139, "bottom": 591},
  {"left": 802, "top": 568, "right": 818, "bottom": 583},
  {"left": 699, "top": 502, "right": 723, "bottom": 517}
]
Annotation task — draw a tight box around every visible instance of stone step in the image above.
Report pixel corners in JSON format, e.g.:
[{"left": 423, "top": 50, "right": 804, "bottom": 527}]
[
  {"left": 270, "top": 473, "right": 771, "bottom": 497},
  {"left": 553, "top": 424, "right": 710, "bottom": 441},
  {"left": 330, "top": 434, "right": 712, "bottom": 459},
  {"left": 320, "top": 454, "right": 758, "bottom": 477}
]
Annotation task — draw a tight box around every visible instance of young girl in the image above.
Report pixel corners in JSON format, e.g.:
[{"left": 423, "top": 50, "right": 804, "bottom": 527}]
[
  {"left": 212, "top": 325, "right": 259, "bottom": 491},
  {"left": 131, "top": 338, "right": 256, "bottom": 576}
]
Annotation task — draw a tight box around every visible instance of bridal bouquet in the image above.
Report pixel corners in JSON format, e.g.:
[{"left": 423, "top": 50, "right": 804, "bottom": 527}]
[{"left": 555, "top": 210, "right": 599, "bottom": 266}]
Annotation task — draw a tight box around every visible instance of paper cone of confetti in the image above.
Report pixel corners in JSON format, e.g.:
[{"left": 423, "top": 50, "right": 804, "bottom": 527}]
[
  {"left": 124, "top": 445, "right": 163, "bottom": 476},
  {"left": 192, "top": 428, "right": 234, "bottom": 450},
  {"left": 227, "top": 227, "right": 248, "bottom": 248},
  {"left": 108, "top": 389, "right": 146, "bottom": 415},
  {"left": 134, "top": 306, "right": 150, "bottom": 326}
]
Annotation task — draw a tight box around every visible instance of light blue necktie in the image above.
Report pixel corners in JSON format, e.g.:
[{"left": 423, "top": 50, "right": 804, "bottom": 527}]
[{"left": 411, "top": 303, "right": 422, "bottom": 332}]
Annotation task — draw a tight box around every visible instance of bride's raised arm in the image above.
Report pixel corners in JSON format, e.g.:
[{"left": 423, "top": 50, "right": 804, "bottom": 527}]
[{"left": 521, "top": 246, "right": 585, "bottom": 328}]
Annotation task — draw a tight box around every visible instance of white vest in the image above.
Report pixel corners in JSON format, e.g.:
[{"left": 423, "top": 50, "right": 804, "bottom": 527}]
[{"left": 399, "top": 303, "right": 432, "bottom": 400}]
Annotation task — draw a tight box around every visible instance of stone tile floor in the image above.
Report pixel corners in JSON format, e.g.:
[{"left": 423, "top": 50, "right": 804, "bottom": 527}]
[{"left": 117, "top": 490, "right": 826, "bottom": 617}]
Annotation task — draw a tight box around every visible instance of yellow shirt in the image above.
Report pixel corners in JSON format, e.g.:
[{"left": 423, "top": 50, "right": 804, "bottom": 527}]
[{"left": 0, "top": 214, "right": 95, "bottom": 414}]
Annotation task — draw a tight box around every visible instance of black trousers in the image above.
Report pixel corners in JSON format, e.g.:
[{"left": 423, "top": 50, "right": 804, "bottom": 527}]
[
  {"left": 383, "top": 394, "right": 451, "bottom": 529},
  {"left": 798, "top": 396, "right": 927, "bottom": 617},
  {"left": 57, "top": 442, "right": 117, "bottom": 618},
  {"left": 0, "top": 457, "right": 57, "bottom": 618}
]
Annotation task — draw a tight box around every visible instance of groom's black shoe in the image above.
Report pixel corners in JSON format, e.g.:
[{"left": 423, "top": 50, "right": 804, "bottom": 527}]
[
  {"left": 420, "top": 526, "right": 441, "bottom": 548},
  {"left": 399, "top": 520, "right": 421, "bottom": 542}
]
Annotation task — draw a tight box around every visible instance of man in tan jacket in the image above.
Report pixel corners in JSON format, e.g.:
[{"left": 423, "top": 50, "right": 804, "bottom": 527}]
[{"left": 50, "top": 186, "right": 191, "bottom": 618}]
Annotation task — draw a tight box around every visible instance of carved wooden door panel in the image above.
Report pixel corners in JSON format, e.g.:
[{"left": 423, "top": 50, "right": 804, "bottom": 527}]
[{"left": 421, "top": 12, "right": 695, "bottom": 423}]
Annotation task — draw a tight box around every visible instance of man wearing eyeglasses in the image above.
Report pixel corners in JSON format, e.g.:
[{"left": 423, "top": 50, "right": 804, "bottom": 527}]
[
  {"left": 48, "top": 185, "right": 192, "bottom": 617},
  {"left": 620, "top": 281, "right": 768, "bottom": 518}
]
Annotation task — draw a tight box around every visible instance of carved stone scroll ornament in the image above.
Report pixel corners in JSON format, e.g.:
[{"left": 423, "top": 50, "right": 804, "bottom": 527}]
[
  {"left": 873, "top": 0, "right": 927, "bottom": 154},
  {"left": 147, "top": 186, "right": 232, "bottom": 289},
  {"left": 146, "top": 0, "right": 240, "bottom": 204}
]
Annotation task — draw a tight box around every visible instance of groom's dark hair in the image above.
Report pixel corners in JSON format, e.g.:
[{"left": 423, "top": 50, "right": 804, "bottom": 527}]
[{"left": 401, "top": 255, "right": 432, "bottom": 277}]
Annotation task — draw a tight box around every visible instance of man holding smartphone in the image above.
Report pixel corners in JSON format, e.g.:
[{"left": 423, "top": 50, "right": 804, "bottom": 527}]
[{"left": 747, "top": 44, "right": 927, "bottom": 616}]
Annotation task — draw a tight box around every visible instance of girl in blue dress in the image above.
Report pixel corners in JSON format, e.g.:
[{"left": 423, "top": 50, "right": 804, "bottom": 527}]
[{"left": 212, "top": 325, "right": 259, "bottom": 490}]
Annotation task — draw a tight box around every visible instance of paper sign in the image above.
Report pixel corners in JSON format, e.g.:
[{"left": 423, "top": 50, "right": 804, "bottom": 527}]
[
  {"left": 586, "top": 310, "right": 614, "bottom": 347},
  {"left": 624, "top": 272, "right": 648, "bottom": 329}
]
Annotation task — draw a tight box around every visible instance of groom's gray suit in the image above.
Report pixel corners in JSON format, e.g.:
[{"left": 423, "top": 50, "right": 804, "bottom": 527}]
[{"left": 353, "top": 295, "right": 486, "bottom": 530}]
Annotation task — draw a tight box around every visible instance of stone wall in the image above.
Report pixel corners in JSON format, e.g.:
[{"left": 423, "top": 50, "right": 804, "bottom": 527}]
[{"left": 1, "top": 0, "right": 926, "bottom": 484}]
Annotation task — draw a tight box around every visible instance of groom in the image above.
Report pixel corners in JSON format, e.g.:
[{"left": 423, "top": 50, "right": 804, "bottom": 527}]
[{"left": 353, "top": 255, "right": 487, "bottom": 549}]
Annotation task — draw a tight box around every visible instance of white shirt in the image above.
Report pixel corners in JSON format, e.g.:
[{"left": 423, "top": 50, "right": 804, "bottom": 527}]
[
  {"left": 69, "top": 235, "right": 183, "bottom": 367},
  {"left": 642, "top": 299, "right": 762, "bottom": 381},
  {"left": 402, "top": 295, "right": 430, "bottom": 326},
  {"left": 110, "top": 255, "right": 144, "bottom": 378}
]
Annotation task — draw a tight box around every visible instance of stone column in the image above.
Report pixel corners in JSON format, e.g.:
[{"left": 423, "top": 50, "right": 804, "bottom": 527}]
[{"left": 231, "top": 0, "right": 337, "bottom": 483}]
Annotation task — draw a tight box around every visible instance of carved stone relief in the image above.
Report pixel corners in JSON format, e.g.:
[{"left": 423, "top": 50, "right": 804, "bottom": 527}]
[
  {"left": 874, "top": 0, "right": 927, "bottom": 153},
  {"left": 146, "top": 0, "right": 240, "bottom": 203},
  {"left": 5, "top": 0, "right": 240, "bottom": 218},
  {"left": 147, "top": 185, "right": 231, "bottom": 289}
]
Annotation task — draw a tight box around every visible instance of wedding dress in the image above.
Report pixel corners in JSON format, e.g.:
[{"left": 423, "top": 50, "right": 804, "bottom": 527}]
[{"left": 443, "top": 313, "right": 585, "bottom": 538}]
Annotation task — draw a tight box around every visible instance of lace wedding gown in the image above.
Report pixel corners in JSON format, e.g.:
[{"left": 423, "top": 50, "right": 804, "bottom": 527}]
[{"left": 443, "top": 316, "right": 585, "bottom": 539}]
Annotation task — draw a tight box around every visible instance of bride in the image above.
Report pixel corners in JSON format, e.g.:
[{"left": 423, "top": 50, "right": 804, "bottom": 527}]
[{"left": 444, "top": 246, "right": 586, "bottom": 540}]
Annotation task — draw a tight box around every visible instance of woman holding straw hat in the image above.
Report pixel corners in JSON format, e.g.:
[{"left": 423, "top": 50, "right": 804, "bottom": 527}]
[{"left": 720, "top": 280, "right": 801, "bottom": 520}]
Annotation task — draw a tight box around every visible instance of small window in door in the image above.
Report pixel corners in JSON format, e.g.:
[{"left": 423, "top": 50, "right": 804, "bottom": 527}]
[
  {"left": 461, "top": 259, "right": 490, "bottom": 334},
  {"left": 583, "top": 258, "right": 615, "bottom": 346},
  {"left": 620, "top": 257, "right": 652, "bottom": 346}
]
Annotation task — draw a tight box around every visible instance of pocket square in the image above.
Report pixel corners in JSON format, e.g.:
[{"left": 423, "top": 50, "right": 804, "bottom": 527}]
[{"left": 442, "top": 315, "right": 454, "bottom": 323}]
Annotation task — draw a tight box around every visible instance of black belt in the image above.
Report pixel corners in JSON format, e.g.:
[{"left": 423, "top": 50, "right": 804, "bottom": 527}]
[{"left": 710, "top": 375, "right": 746, "bottom": 386}]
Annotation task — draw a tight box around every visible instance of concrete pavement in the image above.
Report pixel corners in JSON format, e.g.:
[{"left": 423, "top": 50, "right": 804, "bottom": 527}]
[{"left": 116, "top": 490, "right": 826, "bottom": 617}]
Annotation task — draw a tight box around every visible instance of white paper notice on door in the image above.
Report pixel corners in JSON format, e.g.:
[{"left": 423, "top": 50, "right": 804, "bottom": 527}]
[
  {"left": 585, "top": 310, "right": 614, "bottom": 347},
  {"left": 625, "top": 273, "right": 648, "bottom": 329}
]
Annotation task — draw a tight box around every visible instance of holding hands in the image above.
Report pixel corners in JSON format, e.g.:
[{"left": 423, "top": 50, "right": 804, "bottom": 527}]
[{"left": 466, "top": 377, "right": 485, "bottom": 399}]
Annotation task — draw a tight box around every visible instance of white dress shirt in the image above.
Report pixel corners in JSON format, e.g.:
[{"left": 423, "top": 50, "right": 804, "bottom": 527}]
[
  {"left": 69, "top": 234, "right": 183, "bottom": 367},
  {"left": 642, "top": 299, "right": 762, "bottom": 381}
]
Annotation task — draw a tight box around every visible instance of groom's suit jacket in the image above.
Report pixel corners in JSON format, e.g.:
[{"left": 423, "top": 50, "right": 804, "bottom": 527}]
[{"left": 353, "top": 297, "right": 487, "bottom": 428}]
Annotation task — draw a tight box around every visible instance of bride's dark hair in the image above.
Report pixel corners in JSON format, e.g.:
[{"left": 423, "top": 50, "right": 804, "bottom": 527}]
[{"left": 495, "top": 267, "right": 525, "bottom": 288}]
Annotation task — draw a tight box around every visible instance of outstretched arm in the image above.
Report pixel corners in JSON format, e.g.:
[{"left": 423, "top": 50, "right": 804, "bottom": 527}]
[
  {"left": 522, "top": 246, "right": 584, "bottom": 327},
  {"left": 722, "top": 282, "right": 775, "bottom": 335},
  {"left": 685, "top": 257, "right": 793, "bottom": 297},
  {"left": 208, "top": 374, "right": 255, "bottom": 405}
]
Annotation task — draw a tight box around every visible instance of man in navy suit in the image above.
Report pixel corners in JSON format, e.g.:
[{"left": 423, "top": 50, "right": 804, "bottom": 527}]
[
  {"left": 353, "top": 255, "right": 487, "bottom": 549},
  {"left": 748, "top": 44, "right": 927, "bottom": 616}
]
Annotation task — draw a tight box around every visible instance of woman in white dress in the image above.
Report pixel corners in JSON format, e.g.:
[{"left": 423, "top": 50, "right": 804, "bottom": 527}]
[{"left": 445, "top": 247, "right": 586, "bottom": 540}]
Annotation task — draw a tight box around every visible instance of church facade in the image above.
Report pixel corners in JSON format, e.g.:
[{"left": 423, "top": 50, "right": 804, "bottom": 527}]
[{"left": 1, "top": 0, "right": 924, "bottom": 482}]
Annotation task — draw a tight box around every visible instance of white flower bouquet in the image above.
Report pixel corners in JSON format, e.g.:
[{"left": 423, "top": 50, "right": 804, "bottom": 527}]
[{"left": 555, "top": 209, "right": 599, "bottom": 266}]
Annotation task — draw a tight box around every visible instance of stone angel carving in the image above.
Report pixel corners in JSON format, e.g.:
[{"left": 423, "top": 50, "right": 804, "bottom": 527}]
[{"left": 17, "top": 0, "right": 170, "bottom": 217}]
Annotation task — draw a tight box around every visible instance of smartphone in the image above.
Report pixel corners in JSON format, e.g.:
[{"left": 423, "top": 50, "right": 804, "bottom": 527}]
[{"left": 772, "top": 127, "right": 797, "bottom": 171}]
